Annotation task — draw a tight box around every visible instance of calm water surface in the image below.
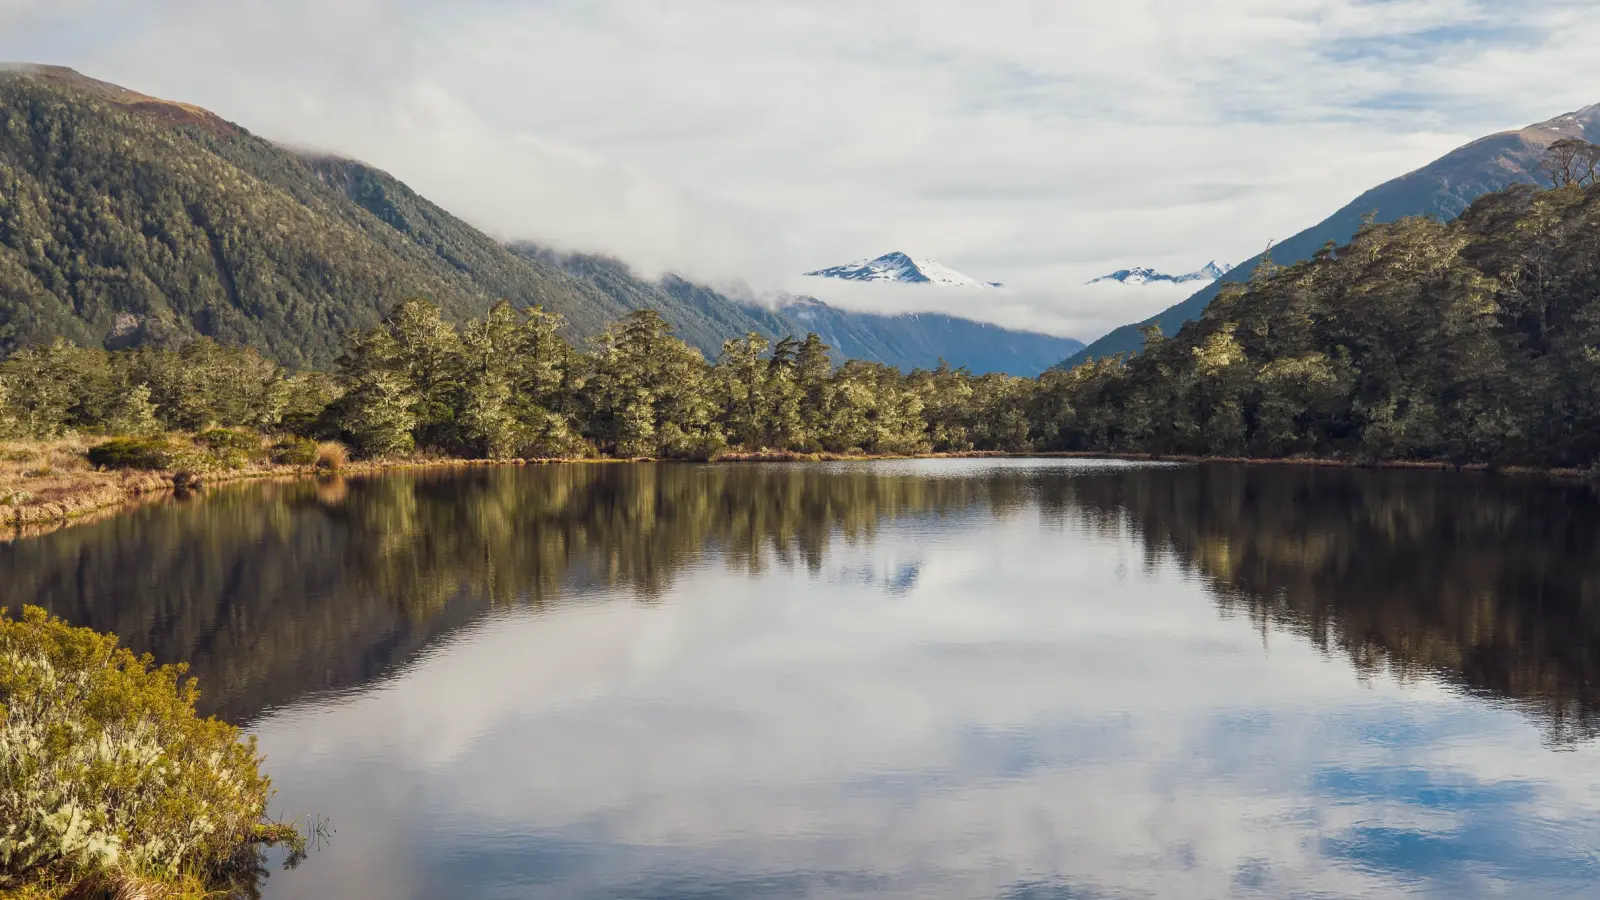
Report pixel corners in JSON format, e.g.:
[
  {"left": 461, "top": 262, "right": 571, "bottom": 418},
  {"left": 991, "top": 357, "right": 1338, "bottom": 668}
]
[{"left": 5, "top": 459, "right": 1600, "bottom": 898}]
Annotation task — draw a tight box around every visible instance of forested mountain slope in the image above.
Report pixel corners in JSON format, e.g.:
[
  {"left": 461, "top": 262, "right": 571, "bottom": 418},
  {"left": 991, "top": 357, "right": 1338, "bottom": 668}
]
[
  {"left": 0, "top": 65, "right": 640, "bottom": 368},
  {"left": 1040, "top": 181, "right": 1600, "bottom": 467},
  {"left": 1060, "top": 101, "right": 1600, "bottom": 368}
]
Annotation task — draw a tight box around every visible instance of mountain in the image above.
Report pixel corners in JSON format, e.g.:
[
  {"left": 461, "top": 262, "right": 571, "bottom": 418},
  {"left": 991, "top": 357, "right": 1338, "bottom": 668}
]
[
  {"left": 1058, "top": 102, "right": 1600, "bottom": 369},
  {"left": 805, "top": 251, "right": 1001, "bottom": 288},
  {"left": 778, "top": 296, "right": 1081, "bottom": 377},
  {"left": 0, "top": 65, "right": 1075, "bottom": 375},
  {"left": 1086, "top": 261, "right": 1232, "bottom": 285},
  {"left": 0, "top": 65, "right": 641, "bottom": 368}
]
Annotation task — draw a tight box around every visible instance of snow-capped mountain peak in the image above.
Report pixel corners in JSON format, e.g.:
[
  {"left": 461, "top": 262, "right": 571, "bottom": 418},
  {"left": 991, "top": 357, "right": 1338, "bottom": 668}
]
[
  {"left": 1087, "top": 260, "right": 1233, "bottom": 286},
  {"left": 805, "top": 251, "right": 1001, "bottom": 288}
]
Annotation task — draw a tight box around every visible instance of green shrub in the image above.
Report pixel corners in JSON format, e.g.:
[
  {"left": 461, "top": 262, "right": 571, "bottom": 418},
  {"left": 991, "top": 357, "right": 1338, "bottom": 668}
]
[
  {"left": 0, "top": 607, "right": 304, "bottom": 894},
  {"left": 197, "top": 429, "right": 260, "bottom": 455},
  {"left": 197, "top": 429, "right": 263, "bottom": 470},
  {"left": 269, "top": 436, "right": 319, "bottom": 466},
  {"left": 86, "top": 438, "right": 179, "bottom": 471}
]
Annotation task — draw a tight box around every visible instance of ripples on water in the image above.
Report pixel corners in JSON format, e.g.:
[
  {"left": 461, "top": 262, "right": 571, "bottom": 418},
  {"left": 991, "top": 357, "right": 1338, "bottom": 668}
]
[{"left": 4, "top": 459, "right": 1600, "bottom": 898}]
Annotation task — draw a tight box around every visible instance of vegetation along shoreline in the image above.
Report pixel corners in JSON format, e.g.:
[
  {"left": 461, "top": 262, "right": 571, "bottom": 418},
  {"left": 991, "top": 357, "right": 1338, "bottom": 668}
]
[{"left": 5, "top": 436, "right": 1592, "bottom": 543}]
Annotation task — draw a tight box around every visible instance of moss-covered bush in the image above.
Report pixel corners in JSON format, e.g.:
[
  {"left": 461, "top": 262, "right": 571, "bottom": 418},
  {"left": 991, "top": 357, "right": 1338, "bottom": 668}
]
[
  {"left": 0, "top": 607, "right": 303, "bottom": 895},
  {"left": 85, "top": 438, "right": 180, "bottom": 471},
  {"left": 269, "top": 436, "right": 319, "bottom": 467},
  {"left": 197, "top": 429, "right": 259, "bottom": 456},
  {"left": 198, "top": 429, "right": 263, "bottom": 470}
]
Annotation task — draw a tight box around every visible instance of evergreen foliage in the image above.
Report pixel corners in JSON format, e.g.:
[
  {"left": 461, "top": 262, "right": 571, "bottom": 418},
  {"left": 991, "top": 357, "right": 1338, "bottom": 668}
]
[
  {"left": 0, "top": 605, "right": 302, "bottom": 894},
  {"left": 1036, "top": 178, "right": 1600, "bottom": 468}
]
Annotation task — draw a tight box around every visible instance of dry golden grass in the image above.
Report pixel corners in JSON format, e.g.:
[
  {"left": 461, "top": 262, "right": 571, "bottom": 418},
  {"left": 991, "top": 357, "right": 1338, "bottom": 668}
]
[
  {"left": 0, "top": 437, "right": 170, "bottom": 529},
  {"left": 313, "top": 440, "right": 349, "bottom": 471}
]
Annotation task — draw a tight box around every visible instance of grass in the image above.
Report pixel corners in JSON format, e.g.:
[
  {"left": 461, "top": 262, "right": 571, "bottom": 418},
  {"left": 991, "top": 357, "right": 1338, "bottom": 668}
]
[{"left": 0, "top": 437, "right": 170, "bottom": 528}]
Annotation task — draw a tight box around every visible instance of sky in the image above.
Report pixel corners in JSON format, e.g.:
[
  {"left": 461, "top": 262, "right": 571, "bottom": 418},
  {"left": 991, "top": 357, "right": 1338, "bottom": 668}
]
[{"left": 4, "top": 0, "right": 1600, "bottom": 340}]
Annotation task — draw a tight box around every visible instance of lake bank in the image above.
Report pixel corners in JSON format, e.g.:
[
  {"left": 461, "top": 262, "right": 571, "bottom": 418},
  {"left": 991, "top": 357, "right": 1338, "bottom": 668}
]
[{"left": 5, "top": 435, "right": 1595, "bottom": 541}]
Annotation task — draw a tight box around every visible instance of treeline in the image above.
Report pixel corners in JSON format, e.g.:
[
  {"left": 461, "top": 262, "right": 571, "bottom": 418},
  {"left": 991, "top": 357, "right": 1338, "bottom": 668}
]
[
  {"left": 5, "top": 174, "right": 1600, "bottom": 470},
  {"left": 0, "top": 300, "right": 1039, "bottom": 460}
]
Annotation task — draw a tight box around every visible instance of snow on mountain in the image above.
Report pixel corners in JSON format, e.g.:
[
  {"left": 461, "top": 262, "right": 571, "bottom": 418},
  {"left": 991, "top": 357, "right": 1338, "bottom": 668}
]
[
  {"left": 1087, "top": 261, "right": 1233, "bottom": 286},
  {"left": 804, "top": 251, "right": 1001, "bottom": 288}
]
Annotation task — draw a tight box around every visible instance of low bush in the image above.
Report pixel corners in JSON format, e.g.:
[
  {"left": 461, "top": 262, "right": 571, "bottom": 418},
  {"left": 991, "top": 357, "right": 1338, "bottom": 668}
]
[
  {"left": 197, "top": 429, "right": 260, "bottom": 456},
  {"left": 86, "top": 438, "right": 179, "bottom": 471},
  {"left": 0, "top": 607, "right": 305, "bottom": 895},
  {"left": 269, "top": 436, "right": 319, "bottom": 467},
  {"left": 198, "top": 429, "right": 263, "bottom": 471}
]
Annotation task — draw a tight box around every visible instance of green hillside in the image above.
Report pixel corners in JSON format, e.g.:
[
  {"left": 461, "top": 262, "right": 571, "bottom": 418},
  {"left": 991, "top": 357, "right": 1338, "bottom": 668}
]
[
  {"left": 0, "top": 65, "right": 645, "bottom": 367},
  {"left": 1060, "top": 101, "right": 1600, "bottom": 368},
  {"left": 1040, "top": 180, "right": 1600, "bottom": 467}
]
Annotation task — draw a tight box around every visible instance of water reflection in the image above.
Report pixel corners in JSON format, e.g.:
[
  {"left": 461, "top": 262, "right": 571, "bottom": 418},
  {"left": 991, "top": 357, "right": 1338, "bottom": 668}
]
[{"left": 4, "top": 460, "right": 1600, "bottom": 897}]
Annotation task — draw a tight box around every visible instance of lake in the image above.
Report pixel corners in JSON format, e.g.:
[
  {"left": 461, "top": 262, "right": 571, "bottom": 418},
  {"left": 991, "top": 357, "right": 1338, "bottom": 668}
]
[{"left": 4, "top": 459, "right": 1600, "bottom": 898}]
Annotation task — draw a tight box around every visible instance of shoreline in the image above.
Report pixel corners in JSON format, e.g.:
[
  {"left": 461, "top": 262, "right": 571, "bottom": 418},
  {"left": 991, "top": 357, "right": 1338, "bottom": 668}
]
[{"left": 4, "top": 441, "right": 1593, "bottom": 541}]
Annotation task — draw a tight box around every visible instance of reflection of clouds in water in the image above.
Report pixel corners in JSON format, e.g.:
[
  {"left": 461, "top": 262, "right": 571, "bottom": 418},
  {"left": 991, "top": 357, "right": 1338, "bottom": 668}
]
[
  {"left": 255, "top": 502, "right": 1600, "bottom": 899},
  {"left": 827, "top": 561, "right": 921, "bottom": 596}
]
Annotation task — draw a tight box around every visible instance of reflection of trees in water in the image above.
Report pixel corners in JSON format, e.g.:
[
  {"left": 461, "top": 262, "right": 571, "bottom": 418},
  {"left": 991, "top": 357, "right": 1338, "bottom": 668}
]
[
  {"left": 5, "top": 462, "right": 1599, "bottom": 743},
  {"left": 1050, "top": 465, "right": 1600, "bottom": 745},
  {"left": 0, "top": 464, "right": 1016, "bottom": 722}
]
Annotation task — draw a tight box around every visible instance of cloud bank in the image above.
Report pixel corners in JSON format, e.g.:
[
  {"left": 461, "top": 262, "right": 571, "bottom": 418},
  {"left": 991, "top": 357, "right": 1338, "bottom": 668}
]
[{"left": 3, "top": 1, "right": 1598, "bottom": 339}]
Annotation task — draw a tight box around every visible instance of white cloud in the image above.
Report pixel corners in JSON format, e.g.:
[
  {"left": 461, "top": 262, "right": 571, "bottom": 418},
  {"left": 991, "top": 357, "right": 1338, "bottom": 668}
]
[{"left": 2, "top": 1, "right": 1597, "bottom": 340}]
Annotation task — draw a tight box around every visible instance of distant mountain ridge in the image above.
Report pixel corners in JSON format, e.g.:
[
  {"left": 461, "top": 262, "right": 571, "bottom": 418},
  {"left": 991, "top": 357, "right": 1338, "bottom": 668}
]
[
  {"left": 1087, "top": 261, "right": 1232, "bottom": 286},
  {"left": 778, "top": 296, "right": 1081, "bottom": 377},
  {"left": 805, "top": 251, "right": 1001, "bottom": 288},
  {"left": 1058, "top": 102, "right": 1600, "bottom": 369},
  {"left": 0, "top": 66, "right": 1073, "bottom": 375}
]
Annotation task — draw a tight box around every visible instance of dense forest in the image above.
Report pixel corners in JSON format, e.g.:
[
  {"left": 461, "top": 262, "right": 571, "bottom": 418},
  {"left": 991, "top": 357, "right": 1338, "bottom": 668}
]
[
  {"left": 1043, "top": 169, "right": 1600, "bottom": 468},
  {"left": 0, "top": 301, "right": 1037, "bottom": 460}
]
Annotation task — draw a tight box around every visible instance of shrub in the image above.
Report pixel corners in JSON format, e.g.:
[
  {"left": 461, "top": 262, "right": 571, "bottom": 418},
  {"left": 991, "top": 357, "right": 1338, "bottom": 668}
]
[
  {"left": 314, "top": 441, "right": 348, "bottom": 472},
  {"left": 197, "top": 429, "right": 260, "bottom": 456},
  {"left": 197, "top": 429, "right": 263, "bottom": 471},
  {"left": 269, "top": 436, "right": 319, "bottom": 467},
  {"left": 0, "top": 607, "right": 304, "bottom": 894},
  {"left": 86, "top": 438, "right": 179, "bottom": 471}
]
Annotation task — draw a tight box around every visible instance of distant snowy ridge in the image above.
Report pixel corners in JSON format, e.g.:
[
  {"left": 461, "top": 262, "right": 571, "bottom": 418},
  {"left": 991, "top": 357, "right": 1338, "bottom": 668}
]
[
  {"left": 804, "top": 251, "right": 1001, "bottom": 288},
  {"left": 1087, "top": 261, "right": 1232, "bottom": 286}
]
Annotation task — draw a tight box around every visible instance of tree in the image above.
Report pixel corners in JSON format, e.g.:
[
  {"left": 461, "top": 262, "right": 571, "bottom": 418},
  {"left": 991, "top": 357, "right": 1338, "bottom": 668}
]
[
  {"left": 582, "top": 310, "right": 722, "bottom": 458},
  {"left": 1540, "top": 138, "right": 1600, "bottom": 188},
  {"left": 458, "top": 302, "right": 525, "bottom": 458},
  {"left": 338, "top": 327, "right": 419, "bottom": 457},
  {"left": 389, "top": 299, "right": 466, "bottom": 450},
  {"left": 714, "top": 333, "right": 772, "bottom": 450}
]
